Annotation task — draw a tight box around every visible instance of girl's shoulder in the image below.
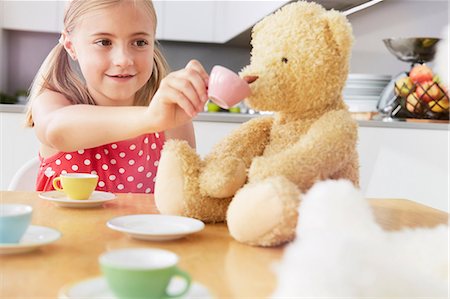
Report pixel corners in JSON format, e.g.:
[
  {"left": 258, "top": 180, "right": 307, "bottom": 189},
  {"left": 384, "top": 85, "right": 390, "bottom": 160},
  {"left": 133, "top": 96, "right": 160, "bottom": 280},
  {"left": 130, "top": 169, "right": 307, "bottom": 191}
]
[
  {"left": 31, "top": 89, "right": 73, "bottom": 125},
  {"left": 35, "top": 89, "right": 72, "bottom": 106},
  {"left": 32, "top": 89, "right": 73, "bottom": 116}
]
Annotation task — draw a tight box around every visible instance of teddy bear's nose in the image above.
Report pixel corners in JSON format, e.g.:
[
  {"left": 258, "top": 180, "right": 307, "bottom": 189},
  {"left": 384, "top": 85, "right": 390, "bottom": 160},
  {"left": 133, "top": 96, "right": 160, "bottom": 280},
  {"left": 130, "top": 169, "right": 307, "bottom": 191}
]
[{"left": 243, "top": 75, "right": 259, "bottom": 84}]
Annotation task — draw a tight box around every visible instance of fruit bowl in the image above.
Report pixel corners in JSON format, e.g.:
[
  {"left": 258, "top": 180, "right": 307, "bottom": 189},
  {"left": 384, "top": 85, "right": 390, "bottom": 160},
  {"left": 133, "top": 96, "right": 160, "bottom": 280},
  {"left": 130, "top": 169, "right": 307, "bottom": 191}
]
[
  {"left": 396, "top": 81, "right": 449, "bottom": 119},
  {"left": 394, "top": 65, "right": 449, "bottom": 120},
  {"left": 383, "top": 37, "right": 440, "bottom": 64}
]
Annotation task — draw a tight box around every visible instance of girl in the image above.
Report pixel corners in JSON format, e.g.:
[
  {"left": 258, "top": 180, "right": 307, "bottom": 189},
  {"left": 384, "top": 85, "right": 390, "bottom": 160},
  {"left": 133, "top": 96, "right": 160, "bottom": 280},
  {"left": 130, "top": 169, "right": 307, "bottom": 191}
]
[{"left": 25, "top": 0, "right": 209, "bottom": 193}]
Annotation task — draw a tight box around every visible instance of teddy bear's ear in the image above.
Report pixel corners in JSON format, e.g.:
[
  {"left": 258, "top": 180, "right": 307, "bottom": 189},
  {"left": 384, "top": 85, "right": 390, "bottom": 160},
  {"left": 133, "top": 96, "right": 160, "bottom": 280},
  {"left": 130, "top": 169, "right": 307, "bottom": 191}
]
[{"left": 323, "top": 10, "right": 354, "bottom": 58}]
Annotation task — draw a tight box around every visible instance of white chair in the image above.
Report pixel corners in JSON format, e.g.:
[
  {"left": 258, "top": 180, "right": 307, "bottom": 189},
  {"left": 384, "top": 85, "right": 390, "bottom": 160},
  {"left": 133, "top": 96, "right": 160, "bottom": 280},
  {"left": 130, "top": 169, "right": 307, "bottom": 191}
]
[{"left": 8, "top": 157, "right": 40, "bottom": 191}]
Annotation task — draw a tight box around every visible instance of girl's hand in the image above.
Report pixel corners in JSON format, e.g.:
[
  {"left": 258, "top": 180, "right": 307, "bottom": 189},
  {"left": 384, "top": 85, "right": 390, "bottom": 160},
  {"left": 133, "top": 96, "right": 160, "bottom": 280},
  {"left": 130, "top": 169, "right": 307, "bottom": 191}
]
[{"left": 146, "top": 60, "right": 209, "bottom": 130}]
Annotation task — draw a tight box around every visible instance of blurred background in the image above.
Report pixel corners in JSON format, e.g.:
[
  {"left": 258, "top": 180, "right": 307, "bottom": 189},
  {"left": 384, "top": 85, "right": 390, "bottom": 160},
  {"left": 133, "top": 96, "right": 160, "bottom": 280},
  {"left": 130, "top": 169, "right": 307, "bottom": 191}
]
[{"left": 0, "top": 0, "right": 448, "bottom": 95}]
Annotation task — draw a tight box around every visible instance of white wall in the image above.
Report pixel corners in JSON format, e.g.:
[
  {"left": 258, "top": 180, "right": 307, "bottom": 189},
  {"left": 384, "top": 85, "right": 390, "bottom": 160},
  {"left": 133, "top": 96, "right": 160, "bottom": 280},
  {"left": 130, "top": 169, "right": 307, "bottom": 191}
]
[{"left": 348, "top": 0, "right": 449, "bottom": 75}]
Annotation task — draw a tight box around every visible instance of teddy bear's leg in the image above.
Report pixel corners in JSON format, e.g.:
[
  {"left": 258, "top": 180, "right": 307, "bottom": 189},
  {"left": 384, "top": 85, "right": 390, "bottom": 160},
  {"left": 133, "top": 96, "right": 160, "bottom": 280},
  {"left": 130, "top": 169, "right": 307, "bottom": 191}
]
[
  {"left": 154, "top": 140, "right": 231, "bottom": 222},
  {"left": 227, "top": 176, "right": 301, "bottom": 246}
]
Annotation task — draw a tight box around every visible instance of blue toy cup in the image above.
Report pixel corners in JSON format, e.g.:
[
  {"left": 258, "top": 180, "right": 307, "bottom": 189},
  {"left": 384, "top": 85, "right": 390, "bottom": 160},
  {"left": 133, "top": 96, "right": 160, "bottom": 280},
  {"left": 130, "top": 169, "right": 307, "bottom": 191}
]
[{"left": 0, "top": 204, "right": 33, "bottom": 243}]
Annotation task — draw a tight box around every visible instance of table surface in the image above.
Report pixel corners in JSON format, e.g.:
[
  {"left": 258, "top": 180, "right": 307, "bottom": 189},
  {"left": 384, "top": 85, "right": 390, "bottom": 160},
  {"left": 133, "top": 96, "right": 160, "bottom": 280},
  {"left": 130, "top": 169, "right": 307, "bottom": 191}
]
[{"left": 1, "top": 191, "right": 448, "bottom": 298}]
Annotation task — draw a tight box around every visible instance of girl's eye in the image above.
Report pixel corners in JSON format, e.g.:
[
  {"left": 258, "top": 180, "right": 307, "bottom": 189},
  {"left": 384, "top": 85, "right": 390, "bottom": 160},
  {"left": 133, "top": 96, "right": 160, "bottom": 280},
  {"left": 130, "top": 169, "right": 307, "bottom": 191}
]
[
  {"left": 133, "top": 40, "right": 149, "bottom": 47},
  {"left": 95, "top": 39, "right": 112, "bottom": 47},
  {"left": 281, "top": 57, "right": 288, "bottom": 63}
]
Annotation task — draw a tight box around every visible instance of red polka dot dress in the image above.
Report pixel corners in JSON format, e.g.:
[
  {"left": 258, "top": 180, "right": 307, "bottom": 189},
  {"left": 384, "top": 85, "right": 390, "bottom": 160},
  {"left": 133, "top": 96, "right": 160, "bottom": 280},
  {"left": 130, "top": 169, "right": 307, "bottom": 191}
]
[{"left": 36, "top": 132, "right": 165, "bottom": 194}]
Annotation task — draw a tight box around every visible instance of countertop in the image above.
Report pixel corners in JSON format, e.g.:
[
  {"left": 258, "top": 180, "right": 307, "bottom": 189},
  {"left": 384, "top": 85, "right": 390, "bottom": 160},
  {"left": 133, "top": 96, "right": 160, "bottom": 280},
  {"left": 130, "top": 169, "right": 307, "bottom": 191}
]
[
  {"left": 2, "top": 104, "right": 449, "bottom": 131},
  {"left": 194, "top": 112, "right": 449, "bottom": 131}
]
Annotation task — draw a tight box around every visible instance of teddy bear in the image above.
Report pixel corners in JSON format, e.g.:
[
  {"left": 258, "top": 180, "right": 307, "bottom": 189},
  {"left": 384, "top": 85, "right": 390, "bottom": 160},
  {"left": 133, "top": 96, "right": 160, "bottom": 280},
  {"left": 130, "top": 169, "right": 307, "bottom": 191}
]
[{"left": 154, "top": 0, "right": 359, "bottom": 247}]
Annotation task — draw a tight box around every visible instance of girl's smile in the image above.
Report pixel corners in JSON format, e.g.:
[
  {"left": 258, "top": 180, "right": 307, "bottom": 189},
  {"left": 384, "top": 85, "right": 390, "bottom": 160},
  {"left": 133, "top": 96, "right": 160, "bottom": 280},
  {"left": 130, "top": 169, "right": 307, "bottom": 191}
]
[
  {"left": 65, "top": 0, "right": 155, "bottom": 106},
  {"left": 106, "top": 74, "right": 137, "bottom": 82}
]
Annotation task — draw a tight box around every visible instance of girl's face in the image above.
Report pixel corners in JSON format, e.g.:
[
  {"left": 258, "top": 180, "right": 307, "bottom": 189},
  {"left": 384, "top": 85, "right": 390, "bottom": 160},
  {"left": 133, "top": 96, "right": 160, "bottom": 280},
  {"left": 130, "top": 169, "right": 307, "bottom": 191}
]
[{"left": 65, "top": 1, "right": 155, "bottom": 106}]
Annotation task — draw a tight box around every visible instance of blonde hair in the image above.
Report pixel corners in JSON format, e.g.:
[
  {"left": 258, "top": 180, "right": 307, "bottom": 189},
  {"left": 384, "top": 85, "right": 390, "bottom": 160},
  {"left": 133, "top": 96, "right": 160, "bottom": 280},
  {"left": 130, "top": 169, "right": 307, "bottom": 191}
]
[{"left": 25, "top": 0, "right": 169, "bottom": 127}]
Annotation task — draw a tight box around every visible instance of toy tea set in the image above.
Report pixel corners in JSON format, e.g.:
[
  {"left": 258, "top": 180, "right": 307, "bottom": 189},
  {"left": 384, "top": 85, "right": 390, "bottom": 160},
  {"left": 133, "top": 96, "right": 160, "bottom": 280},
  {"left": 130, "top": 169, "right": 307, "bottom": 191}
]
[
  {"left": 1, "top": 65, "right": 246, "bottom": 299},
  {"left": 3, "top": 172, "right": 209, "bottom": 298},
  {"left": 378, "top": 37, "right": 449, "bottom": 120}
]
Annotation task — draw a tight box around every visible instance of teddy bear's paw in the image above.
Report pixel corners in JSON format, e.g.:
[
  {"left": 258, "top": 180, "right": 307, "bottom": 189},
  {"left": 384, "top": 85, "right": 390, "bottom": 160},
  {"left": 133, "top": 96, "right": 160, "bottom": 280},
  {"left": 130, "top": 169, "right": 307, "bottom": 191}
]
[
  {"left": 227, "top": 176, "right": 301, "bottom": 246},
  {"left": 200, "top": 157, "right": 247, "bottom": 198},
  {"left": 154, "top": 140, "right": 202, "bottom": 216},
  {"left": 154, "top": 147, "right": 187, "bottom": 215}
]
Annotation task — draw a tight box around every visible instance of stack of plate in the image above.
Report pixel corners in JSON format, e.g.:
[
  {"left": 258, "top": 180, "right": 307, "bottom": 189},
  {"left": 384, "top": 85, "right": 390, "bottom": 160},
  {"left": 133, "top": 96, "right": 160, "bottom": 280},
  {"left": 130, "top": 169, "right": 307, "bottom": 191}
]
[{"left": 343, "top": 74, "right": 391, "bottom": 113}]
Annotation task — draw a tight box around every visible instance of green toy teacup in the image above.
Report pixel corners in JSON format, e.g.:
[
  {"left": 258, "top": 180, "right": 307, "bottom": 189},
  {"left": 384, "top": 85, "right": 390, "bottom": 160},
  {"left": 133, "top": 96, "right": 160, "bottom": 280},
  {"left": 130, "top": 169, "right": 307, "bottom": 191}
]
[{"left": 99, "top": 248, "right": 191, "bottom": 299}]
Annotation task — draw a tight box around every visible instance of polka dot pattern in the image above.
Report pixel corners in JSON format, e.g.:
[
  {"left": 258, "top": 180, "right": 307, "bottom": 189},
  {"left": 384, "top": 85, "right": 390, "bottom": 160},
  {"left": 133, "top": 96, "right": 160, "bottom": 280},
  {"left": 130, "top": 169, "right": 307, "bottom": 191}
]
[{"left": 36, "top": 132, "right": 165, "bottom": 193}]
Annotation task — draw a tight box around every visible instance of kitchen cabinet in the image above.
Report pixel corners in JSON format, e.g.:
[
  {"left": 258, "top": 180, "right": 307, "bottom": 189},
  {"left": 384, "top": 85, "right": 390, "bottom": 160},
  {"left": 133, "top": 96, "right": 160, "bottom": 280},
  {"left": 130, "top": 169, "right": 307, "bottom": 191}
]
[
  {"left": 214, "top": 1, "right": 290, "bottom": 43},
  {"left": 159, "top": 1, "right": 216, "bottom": 42},
  {"left": 2, "top": 0, "right": 66, "bottom": 33},
  {"left": 358, "top": 126, "right": 449, "bottom": 213},
  {"left": 0, "top": 0, "right": 382, "bottom": 43},
  {"left": 159, "top": 1, "right": 288, "bottom": 43},
  {"left": 193, "top": 118, "right": 449, "bottom": 212},
  {"left": 0, "top": 0, "right": 287, "bottom": 43},
  {"left": 0, "top": 110, "right": 40, "bottom": 190}
]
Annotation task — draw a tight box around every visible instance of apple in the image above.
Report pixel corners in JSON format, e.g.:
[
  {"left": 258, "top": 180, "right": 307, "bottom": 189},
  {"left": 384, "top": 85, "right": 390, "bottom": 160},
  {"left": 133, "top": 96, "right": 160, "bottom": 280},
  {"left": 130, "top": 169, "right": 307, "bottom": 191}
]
[
  {"left": 406, "top": 93, "right": 423, "bottom": 114},
  {"left": 394, "top": 76, "right": 414, "bottom": 97},
  {"left": 228, "top": 106, "right": 241, "bottom": 113},
  {"left": 433, "top": 74, "right": 441, "bottom": 84},
  {"left": 206, "top": 101, "right": 221, "bottom": 112},
  {"left": 415, "top": 81, "right": 445, "bottom": 103},
  {"left": 428, "top": 97, "right": 449, "bottom": 113},
  {"left": 409, "top": 64, "right": 433, "bottom": 83}
]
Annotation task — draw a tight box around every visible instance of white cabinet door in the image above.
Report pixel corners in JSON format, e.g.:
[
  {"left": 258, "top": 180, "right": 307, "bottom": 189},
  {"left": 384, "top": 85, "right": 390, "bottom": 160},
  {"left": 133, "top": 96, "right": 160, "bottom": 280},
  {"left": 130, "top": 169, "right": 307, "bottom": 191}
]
[
  {"left": 161, "top": 1, "right": 215, "bottom": 43},
  {"left": 56, "top": 0, "right": 70, "bottom": 32},
  {"left": 215, "top": 0, "right": 288, "bottom": 43},
  {"left": 0, "top": 0, "right": 4, "bottom": 27},
  {"left": 159, "top": 0, "right": 287, "bottom": 43},
  {"left": 193, "top": 120, "right": 239, "bottom": 157},
  {"left": 358, "top": 126, "right": 449, "bottom": 212},
  {"left": 153, "top": 0, "right": 164, "bottom": 40},
  {"left": 194, "top": 119, "right": 449, "bottom": 212},
  {"left": 0, "top": 112, "right": 40, "bottom": 190},
  {"left": 1, "top": 0, "right": 287, "bottom": 42},
  {"left": 3, "top": 0, "right": 59, "bottom": 33}
]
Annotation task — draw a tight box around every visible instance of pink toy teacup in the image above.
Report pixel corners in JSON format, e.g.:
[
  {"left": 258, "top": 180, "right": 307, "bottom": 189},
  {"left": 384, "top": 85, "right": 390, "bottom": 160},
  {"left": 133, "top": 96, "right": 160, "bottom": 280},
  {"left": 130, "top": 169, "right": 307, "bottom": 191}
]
[{"left": 208, "top": 65, "right": 251, "bottom": 109}]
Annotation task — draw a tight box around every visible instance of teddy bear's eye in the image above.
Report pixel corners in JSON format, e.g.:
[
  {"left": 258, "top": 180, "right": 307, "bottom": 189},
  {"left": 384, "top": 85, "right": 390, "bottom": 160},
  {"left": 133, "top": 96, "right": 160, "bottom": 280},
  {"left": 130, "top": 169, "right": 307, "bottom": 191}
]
[{"left": 281, "top": 57, "right": 288, "bottom": 63}]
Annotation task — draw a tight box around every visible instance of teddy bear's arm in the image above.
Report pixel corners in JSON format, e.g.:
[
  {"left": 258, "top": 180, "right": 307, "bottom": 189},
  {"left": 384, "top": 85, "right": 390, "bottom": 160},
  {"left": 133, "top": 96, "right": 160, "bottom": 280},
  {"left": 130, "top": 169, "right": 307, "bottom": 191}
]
[
  {"left": 248, "top": 110, "right": 358, "bottom": 190},
  {"left": 199, "top": 116, "right": 273, "bottom": 198}
]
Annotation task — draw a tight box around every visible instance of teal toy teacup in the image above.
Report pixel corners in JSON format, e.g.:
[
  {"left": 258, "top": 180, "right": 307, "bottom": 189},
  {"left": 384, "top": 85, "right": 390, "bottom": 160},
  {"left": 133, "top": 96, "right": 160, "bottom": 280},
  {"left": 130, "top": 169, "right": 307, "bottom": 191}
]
[
  {"left": 99, "top": 248, "right": 191, "bottom": 299},
  {"left": 0, "top": 204, "right": 32, "bottom": 243}
]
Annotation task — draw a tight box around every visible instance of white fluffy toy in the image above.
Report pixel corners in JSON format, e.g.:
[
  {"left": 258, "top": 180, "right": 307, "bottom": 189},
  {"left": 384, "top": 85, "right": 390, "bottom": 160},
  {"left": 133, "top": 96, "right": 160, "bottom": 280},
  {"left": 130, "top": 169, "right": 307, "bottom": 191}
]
[{"left": 272, "top": 180, "right": 448, "bottom": 298}]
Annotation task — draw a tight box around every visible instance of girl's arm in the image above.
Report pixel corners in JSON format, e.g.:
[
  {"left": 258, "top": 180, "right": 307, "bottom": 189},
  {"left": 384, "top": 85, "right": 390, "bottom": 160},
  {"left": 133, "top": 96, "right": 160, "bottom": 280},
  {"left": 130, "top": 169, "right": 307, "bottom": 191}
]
[
  {"left": 165, "top": 122, "right": 196, "bottom": 149},
  {"left": 33, "top": 60, "right": 207, "bottom": 152},
  {"left": 32, "top": 91, "right": 161, "bottom": 152}
]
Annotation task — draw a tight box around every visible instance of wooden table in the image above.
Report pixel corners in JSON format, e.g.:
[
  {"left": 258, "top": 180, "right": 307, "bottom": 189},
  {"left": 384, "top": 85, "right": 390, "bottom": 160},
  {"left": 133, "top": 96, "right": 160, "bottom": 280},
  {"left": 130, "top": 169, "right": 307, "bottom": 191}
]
[{"left": 1, "top": 192, "right": 448, "bottom": 298}]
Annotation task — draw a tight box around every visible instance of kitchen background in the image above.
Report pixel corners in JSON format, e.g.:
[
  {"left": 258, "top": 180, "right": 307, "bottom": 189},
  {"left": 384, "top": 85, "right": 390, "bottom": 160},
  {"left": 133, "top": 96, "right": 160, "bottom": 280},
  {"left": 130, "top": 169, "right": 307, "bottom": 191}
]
[
  {"left": 0, "top": 0, "right": 448, "bottom": 93},
  {"left": 0, "top": 0, "right": 449, "bottom": 212}
]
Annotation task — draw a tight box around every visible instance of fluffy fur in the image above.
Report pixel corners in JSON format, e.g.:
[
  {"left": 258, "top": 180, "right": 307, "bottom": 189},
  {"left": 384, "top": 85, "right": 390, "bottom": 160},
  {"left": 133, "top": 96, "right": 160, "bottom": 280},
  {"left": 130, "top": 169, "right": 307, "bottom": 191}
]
[
  {"left": 272, "top": 180, "right": 448, "bottom": 297},
  {"left": 155, "top": 1, "right": 359, "bottom": 246}
]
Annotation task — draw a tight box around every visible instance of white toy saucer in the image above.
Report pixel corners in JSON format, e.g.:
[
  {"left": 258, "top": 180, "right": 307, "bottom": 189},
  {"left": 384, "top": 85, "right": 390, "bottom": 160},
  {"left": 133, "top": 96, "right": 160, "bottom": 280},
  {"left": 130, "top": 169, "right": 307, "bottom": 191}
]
[
  {"left": 0, "top": 225, "right": 61, "bottom": 254},
  {"left": 39, "top": 191, "right": 116, "bottom": 208},
  {"left": 106, "top": 214, "right": 205, "bottom": 241},
  {"left": 59, "top": 276, "right": 212, "bottom": 299}
]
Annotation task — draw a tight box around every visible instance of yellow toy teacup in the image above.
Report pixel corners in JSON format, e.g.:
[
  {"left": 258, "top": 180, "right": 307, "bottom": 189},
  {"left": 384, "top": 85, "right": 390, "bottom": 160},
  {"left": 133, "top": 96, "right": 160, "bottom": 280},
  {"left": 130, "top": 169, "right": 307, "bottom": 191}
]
[{"left": 52, "top": 173, "right": 99, "bottom": 200}]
